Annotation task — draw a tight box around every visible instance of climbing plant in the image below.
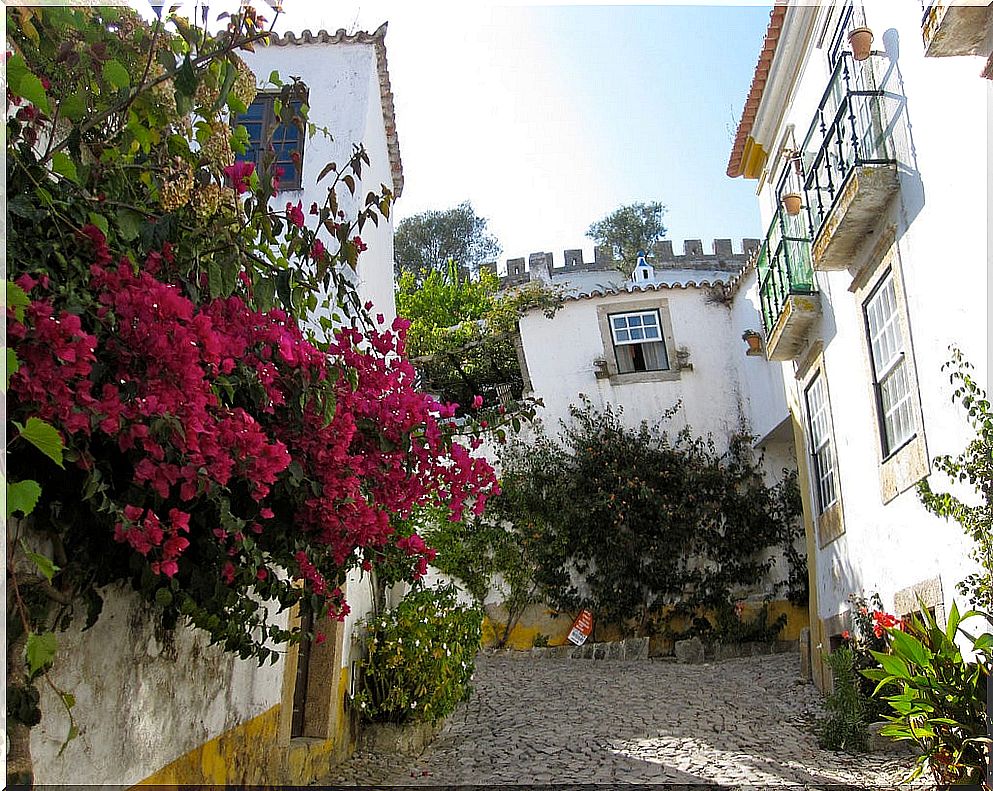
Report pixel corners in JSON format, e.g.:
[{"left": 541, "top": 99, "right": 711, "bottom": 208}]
[
  {"left": 917, "top": 347, "right": 993, "bottom": 611},
  {"left": 489, "top": 398, "right": 805, "bottom": 635},
  {"left": 4, "top": 6, "right": 504, "bottom": 783}
]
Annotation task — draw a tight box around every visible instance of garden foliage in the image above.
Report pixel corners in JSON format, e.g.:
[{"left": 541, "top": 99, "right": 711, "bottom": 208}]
[
  {"left": 486, "top": 398, "right": 805, "bottom": 635},
  {"left": 396, "top": 262, "right": 559, "bottom": 413},
  {"left": 864, "top": 602, "right": 991, "bottom": 786},
  {"left": 918, "top": 347, "right": 993, "bottom": 611},
  {"left": 4, "top": 6, "right": 501, "bottom": 777},
  {"left": 352, "top": 584, "right": 482, "bottom": 724}
]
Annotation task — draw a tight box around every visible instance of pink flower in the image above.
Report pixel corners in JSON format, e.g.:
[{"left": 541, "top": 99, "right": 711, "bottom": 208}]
[
  {"left": 472, "top": 395, "right": 483, "bottom": 409},
  {"left": 352, "top": 235, "right": 367, "bottom": 252},
  {"left": 311, "top": 239, "right": 326, "bottom": 261},
  {"left": 310, "top": 202, "right": 319, "bottom": 215},
  {"left": 285, "top": 201, "right": 305, "bottom": 228},
  {"left": 224, "top": 161, "right": 255, "bottom": 194}
]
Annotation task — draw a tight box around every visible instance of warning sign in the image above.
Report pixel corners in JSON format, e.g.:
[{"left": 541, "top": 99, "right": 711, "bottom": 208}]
[{"left": 567, "top": 609, "right": 594, "bottom": 646}]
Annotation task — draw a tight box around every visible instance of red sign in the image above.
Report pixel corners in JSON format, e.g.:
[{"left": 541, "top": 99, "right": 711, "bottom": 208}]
[{"left": 567, "top": 609, "right": 594, "bottom": 646}]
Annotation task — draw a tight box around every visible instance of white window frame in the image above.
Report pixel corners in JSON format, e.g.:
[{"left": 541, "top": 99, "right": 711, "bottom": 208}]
[
  {"left": 805, "top": 372, "right": 839, "bottom": 515},
  {"left": 864, "top": 271, "right": 916, "bottom": 458},
  {"left": 607, "top": 309, "right": 669, "bottom": 374}
]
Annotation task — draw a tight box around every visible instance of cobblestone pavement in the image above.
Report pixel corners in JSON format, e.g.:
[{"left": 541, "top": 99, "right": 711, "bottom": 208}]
[{"left": 327, "top": 651, "right": 926, "bottom": 787}]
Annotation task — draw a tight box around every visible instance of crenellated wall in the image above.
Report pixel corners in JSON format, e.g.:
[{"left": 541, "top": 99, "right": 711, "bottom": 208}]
[{"left": 484, "top": 238, "right": 761, "bottom": 289}]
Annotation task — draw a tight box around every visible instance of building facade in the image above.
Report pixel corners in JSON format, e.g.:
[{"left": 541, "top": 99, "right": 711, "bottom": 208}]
[
  {"left": 32, "top": 26, "right": 403, "bottom": 785},
  {"left": 488, "top": 240, "right": 809, "bottom": 643},
  {"left": 726, "top": 0, "right": 991, "bottom": 689}
]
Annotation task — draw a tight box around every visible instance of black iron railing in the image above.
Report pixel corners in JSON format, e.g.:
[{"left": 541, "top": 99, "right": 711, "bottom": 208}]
[
  {"left": 757, "top": 207, "right": 816, "bottom": 336},
  {"left": 798, "top": 51, "right": 896, "bottom": 241}
]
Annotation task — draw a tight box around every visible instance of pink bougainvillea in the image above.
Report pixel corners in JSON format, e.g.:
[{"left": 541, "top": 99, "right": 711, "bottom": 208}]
[{"left": 8, "top": 224, "right": 498, "bottom": 618}]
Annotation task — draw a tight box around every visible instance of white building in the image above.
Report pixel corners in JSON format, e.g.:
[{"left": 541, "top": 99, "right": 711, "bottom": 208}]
[
  {"left": 32, "top": 26, "right": 404, "bottom": 785},
  {"left": 726, "top": 0, "right": 990, "bottom": 690},
  {"left": 489, "top": 239, "right": 809, "bottom": 639}
]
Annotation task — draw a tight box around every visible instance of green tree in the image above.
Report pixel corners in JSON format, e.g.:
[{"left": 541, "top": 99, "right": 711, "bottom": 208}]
[
  {"left": 586, "top": 201, "right": 667, "bottom": 275},
  {"left": 491, "top": 398, "right": 805, "bottom": 635},
  {"left": 396, "top": 263, "right": 558, "bottom": 412},
  {"left": 394, "top": 201, "right": 501, "bottom": 280}
]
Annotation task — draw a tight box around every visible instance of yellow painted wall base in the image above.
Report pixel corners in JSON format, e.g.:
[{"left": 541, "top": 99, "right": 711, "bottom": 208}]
[
  {"left": 483, "top": 599, "right": 809, "bottom": 653},
  {"left": 137, "top": 673, "right": 355, "bottom": 787}
]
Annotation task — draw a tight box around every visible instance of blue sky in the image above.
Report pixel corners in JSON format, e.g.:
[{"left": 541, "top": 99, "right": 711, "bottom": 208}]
[{"left": 169, "top": 2, "right": 774, "bottom": 267}]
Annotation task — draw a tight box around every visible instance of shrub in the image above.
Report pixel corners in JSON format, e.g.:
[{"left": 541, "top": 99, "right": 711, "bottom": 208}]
[
  {"left": 714, "top": 601, "right": 787, "bottom": 645},
  {"left": 817, "top": 646, "right": 870, "bottom": 753},
  {"left": 863, "top": 601, "right": 991, "bottom": 786},
  {"left": 491, "top": 398, "right": 806, "bottom": 635},
  {"left": 352, "top": 584, "right": 482, "bottom": 724}
]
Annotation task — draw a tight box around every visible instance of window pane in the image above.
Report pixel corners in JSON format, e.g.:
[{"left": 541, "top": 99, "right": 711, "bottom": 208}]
[
  {"left": 642, "top": 341, "right": 668, "bottom": 371},
  {"left": 880, "top": 359, "right": 914, "bottom": 453},
  {"left": 805, "top": 374, "right": 838, "bottom": 513},
  {"left": 615, "top": 329, "right": 629, "bottom": 342},
  {"left": 629, "top": 328, "right": 644, "bottom": 341},
  {"left": 644, "top": 326, "right": 660, "bottom": 340},
  {"left": 628, "top": 315, "right": 643, "bottom": 327},
  {"left": 616, "top": 345, "right": 636, "bottom": 373},
  {"left": 643, "top": 313, "right": 658, "bottom": 327}
]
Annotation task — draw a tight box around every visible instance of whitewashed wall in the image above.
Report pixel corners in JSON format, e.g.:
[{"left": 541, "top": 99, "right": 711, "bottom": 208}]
[
  {"left": 33, "top": 36, "right": 400, "bottom": 783},
  {"left": 33, "top": 587, "right": 287, "bottom": 784},
  {"left": 753, "top": 3, "right": 988, "bottom": 628},
  {"left": 240, "top": 40, "right": 398, "bottom": 327}
]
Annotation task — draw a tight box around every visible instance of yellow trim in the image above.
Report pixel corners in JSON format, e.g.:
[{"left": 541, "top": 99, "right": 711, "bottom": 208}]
[
  {"left": 741, "top": 136, "right": 769, "bottom": 180},
  {"left": 136, "top": 668, "right": 355, "bottom": 787}
]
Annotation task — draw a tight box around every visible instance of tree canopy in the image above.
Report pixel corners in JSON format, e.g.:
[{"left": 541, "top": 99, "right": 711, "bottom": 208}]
[
  {"left": 586, "top": 201, "right": 668, "bottom": 275},
  {"left": 394, "top": 201, "right": 501, "bottom": 281},
  {"left": 395, "top": 264, "right": 559, "bottom": 414}
]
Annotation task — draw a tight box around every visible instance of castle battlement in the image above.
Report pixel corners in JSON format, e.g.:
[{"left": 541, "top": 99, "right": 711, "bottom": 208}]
[{"left": 484, "top": 238, "right": 761, "bottom": 289}]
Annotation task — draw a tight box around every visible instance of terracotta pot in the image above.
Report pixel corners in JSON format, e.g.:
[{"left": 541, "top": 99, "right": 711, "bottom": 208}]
[
  {"left": 848, "top": 27, "right": 874, "bottom": 61},
  {"left": 742, "top": 333, "right": 763, "bottom": 354},
  {"left": 782, "top": 192, "right": 803, "bottom": 216}
]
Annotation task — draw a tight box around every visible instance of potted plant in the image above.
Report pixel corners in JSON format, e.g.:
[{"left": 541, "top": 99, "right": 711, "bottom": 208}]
[
  {"left": 742, "top": 330, "right": 763, "bottom": 355},
  {"left": 848, "top": 26, "right": 874, "bottom": 61},
  {"left": 781, "top": 192, "right": 803, "bottom": 216}
]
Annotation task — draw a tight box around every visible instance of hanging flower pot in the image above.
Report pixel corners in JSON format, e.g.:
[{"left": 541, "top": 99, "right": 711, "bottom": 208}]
[
  {"left": 782, "top": 192, "right": 803, "bottom": 216},
  {"left": 848, "top": 26, "right": 874, "bottom": 61},
  {"left": 742, "top": 330, "right": 763, "bottom": 355}
]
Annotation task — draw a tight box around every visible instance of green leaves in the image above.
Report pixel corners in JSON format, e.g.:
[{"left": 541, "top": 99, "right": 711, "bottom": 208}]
[
  {"left": 8, "top": 281, "right": 31, "bottom": 323},
  {"left": 7, "top": 53, "right": 50, "bottom": 113},
  {"left": 6, "top": 348, "right": 20, "bottom": 391},
  {"left": 51, "top": 151, "right": 80, "bottom": 184},
  {"left": 26, "top": 631, "right": 58, "bottom": 678},
  {"left": 7, "top": 480, "right": 42, "bottom": 518},
  {"left": 102, "top": 59, "right": 131, "bottom": 90},
  {"left": 13, "top": 417, "right": 65, "bottom": 467}
]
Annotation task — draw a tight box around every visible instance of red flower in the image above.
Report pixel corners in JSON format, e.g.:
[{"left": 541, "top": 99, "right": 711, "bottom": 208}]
[
  {"left": 871, "top": 610, "right": 899, "bottom": 638},
  {"left": 285, "top": 201, "right": 305, "bottom": 228},
  {"left": 352, "top": 235, "right": 367, "bottom": 252},
  {"left": 310, "top": 239, "right": 326, "bottom": 262},
  {"left": 841, "top": 630, "right": 851, "bottom": 640},
  {"left": 223, "top": 161, "right": 255, "bottom": 194}
]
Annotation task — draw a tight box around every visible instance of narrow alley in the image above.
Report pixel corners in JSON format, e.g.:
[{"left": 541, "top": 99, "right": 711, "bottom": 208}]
[{"left": 328, "top": 651, "right": 921, "bottom": 786}]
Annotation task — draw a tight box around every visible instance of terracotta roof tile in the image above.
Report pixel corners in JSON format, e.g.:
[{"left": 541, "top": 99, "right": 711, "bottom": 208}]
[
  {"left": 727, "top": 4, "right": 788, "bottom": 178},
  {"left": 264, "top": 25, "right": 403, "bottom": 198}
]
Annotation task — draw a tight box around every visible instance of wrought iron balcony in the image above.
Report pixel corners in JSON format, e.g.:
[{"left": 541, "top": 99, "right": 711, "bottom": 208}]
[
  {"left": 922, "top": 1, "right": 993, "bottom": 57},
  {"left": 798, "top": 52, "right": 899, "bottom": 271},
  {"left": 757, "top": 208, "right": 820, "bottom": 362}
]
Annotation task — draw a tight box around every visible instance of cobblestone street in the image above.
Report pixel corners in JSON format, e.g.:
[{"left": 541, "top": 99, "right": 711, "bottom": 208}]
[{"left": 327, "top": 651, "right": 924, "bottom": 787}]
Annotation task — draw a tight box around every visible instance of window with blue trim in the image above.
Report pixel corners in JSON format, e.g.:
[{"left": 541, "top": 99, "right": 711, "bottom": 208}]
[{"left": 235, "top": 89, "right": 307, "bottom": 190}]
